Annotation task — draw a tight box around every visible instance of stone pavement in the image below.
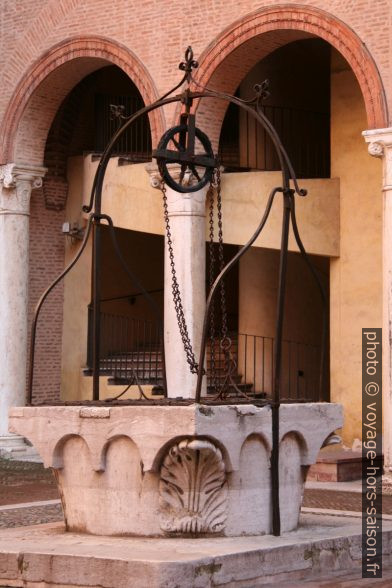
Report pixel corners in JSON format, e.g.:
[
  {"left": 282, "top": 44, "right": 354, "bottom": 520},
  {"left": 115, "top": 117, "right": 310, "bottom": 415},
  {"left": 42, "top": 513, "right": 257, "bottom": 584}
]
[
  {"left": 304, "top": 489, "right": 392, "bottom": 514},
  {"left": 0, "top": 502, "right": 62, "bottom": 528},
  {"left": 0, "top": 457, "right": 58, "bottom": 506},
  {"left": 0, "top": 516, "right": 391, "bottom": 587},
  {"left": 2, "top": 459, "right": 392, "bottom": 586},
  {"left": 279, "top": 567, "right": 392, "bottom": 586}
]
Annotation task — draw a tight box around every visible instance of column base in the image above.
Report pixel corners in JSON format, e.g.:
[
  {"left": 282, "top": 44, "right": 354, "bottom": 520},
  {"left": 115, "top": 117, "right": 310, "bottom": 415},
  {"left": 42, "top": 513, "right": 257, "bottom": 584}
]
[{"left": 0, "top": 433, "right": 42, "bottom": 462}]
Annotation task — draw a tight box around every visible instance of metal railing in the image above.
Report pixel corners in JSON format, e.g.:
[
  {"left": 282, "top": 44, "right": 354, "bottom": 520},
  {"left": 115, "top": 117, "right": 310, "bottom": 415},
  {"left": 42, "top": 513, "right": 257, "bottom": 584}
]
[
  {"left": 86, "top": 309, "right": 163, "bottom": 386},
  {"left": 237, "top": 333, "right": 326, "bottom": 402},
  {"left": 94, "top": 94, "right": 152, "bottom": 160},
  {"left": 219, "top": 104, "right": 330, "bottom": 178},
  {"left": 86, "top": 311, "right": 326, "bottom": 402}
]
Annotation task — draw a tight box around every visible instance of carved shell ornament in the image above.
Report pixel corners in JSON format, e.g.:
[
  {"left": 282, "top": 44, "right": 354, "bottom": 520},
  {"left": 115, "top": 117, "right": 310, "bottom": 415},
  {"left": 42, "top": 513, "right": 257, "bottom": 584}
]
[{"left": 159, "top": 438, "right": 228, "bottom": 534}]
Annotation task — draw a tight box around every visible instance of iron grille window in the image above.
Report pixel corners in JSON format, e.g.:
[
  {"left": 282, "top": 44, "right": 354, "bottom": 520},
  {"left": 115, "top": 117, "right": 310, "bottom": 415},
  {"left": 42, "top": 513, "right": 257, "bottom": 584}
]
[
  {"left": 94, "top": 94, "right": 152, "bottom": 160},
  {"left": 219, "top": 103, "right": 330, "bottom": 179}
]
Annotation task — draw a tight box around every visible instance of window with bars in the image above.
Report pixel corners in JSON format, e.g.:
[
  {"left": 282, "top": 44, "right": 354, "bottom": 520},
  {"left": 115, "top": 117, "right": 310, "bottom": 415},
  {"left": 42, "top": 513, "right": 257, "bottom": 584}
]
[{"left": 94, "top": 94, "right": 152, "bottom": 160}]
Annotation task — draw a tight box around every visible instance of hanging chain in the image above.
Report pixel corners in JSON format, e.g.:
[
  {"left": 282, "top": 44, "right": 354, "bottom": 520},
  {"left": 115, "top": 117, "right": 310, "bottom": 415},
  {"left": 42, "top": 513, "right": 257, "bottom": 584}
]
[
  {"left": 216, "top": 166, "right": 228, "bottom": 343},
  {"left": 161, "top": 181, "right": 201, "bottom": 374},
  {"left": 208, "top": 179, "right": 217, "bottom": 389},
  {"left": 160, "top": 168, "right": 229, "bottom": 385},
  {"left": 208, "top": 166, "right": 230, "bottom": 393}
]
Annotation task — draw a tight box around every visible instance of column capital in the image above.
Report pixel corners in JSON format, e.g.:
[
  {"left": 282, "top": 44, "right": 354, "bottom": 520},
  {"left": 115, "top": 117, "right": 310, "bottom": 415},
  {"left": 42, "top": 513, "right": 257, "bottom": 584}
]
[
  {"left": 144, "top": 162, "right": 208, "bottom": 192},
  {"left": 363, "top": 128, "right": 392, "bottom": 191},
  {"left": 0, "top": 163, "right": 47, "bottom": 216},
  {"left": 145, "top": 162, "right": 208, "bottom": 217},
  {"left": 363, "top": 127, "right": 392, "bottom": 158},
  {"left": 144, "top": 162, "right": 162, "bottom": 190}
]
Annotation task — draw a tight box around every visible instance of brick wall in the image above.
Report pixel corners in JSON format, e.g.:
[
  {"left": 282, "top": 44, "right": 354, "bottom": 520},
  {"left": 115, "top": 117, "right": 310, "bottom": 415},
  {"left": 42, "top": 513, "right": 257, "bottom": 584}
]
[
  {"left": 28, "top": 186, "right": 65, "bottom": 403},
  {"left": 0, "top": 0, "right": 390, "bottom": 137}
]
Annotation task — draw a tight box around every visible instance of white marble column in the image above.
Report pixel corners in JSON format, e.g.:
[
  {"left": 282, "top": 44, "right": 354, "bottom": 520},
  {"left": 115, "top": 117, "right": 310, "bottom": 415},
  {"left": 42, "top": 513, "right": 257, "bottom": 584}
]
[
  {"left": 363, "top": 128, "right": 392, "bottom": 471},
  {"left": 0, "top": 163, "right": 46, "bottom": 444},
  {"left": 163, "top": 184, "right": 208, "bottom": 398},
  {"left": 148, "top": 166, "right": 208, "bottom": 398}
]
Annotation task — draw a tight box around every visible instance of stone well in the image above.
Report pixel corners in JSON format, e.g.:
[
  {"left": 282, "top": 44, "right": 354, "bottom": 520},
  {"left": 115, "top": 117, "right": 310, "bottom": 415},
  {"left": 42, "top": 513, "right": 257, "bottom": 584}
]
[{"left": 9, "top": 403, "right": 342, "bottom": 537}]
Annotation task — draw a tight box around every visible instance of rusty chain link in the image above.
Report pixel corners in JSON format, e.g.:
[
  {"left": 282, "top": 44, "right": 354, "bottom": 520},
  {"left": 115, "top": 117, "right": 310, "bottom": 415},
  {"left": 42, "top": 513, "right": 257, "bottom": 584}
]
[{"left": 161, "top": 180, "right": 201, "bottom": 374}]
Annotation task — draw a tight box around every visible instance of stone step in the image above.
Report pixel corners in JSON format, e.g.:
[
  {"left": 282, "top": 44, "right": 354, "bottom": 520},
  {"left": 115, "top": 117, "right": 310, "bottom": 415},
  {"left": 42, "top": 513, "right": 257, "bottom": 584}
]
[
  {"left": 0, "top": 435, "right": 42, "bottom": 463},
  {"left": 307, "top": 448, "right": 383, "bottom": 482},
  {"left": 108, "top": 377, "right": 164, "bottom": 386}
]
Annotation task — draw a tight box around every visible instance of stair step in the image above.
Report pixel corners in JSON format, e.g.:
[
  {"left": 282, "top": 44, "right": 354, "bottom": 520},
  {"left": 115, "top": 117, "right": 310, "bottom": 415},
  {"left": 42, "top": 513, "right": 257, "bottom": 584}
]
[
  {"left": 108, "top": 377, "right": 164, "bottom": 385},
  {"left": 206, "top": 382, "right": 256, "bottom": 394}
]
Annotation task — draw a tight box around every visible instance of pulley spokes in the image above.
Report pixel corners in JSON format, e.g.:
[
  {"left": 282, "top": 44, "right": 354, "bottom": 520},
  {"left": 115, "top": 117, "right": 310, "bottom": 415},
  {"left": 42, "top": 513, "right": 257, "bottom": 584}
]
[{"left": 153, "top": 114, "right": 216, "bottom": 193}]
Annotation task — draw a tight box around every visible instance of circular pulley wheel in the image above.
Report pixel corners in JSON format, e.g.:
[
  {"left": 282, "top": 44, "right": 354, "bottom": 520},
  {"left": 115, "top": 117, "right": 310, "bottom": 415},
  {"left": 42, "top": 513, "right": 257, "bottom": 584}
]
[{"left": 155, "top": 124, "right": 216, "bottom": 193}]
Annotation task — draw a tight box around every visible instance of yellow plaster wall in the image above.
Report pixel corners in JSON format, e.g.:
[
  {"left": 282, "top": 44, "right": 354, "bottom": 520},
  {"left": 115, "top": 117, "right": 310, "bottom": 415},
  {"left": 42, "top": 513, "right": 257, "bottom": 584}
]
[
  {"left": 82, "top": 158, "right": 165, "bottom": 235},
  {"left": 61, "top": 156, "right": 92, "bottom": 400},
  {"left": 81, "top": 156, "right": 340, "bottom": 256},
  {"left": 238, "top": 247, "right": 329, "bottom": 398},
  {"left": 219, "top": 173, "right": 339, "bottom": 256},
  {"left": 239, "top": 248, "right": 328, "bottom": 344},
  {"left": 330, "top": 68, "right": 382, "bottom": 445}
]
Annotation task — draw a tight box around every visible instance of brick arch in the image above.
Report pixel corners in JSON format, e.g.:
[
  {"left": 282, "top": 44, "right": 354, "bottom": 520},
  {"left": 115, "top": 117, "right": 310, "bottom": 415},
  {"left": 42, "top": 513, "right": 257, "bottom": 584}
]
[
  {"left": 0, "top": 36, "right": 165, "bottom": 164},
  {"left": 192, "top": 4, "right": 388, "bottom": 147}
]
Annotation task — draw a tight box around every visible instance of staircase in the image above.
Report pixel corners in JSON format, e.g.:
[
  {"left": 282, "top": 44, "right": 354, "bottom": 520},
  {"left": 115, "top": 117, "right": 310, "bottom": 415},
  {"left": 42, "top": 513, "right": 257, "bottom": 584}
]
[
  {"left": 100, "top": 347, "right": 164, "bottom": 386},
  {"left": 205, "top": 335, "right": 255, "bottom": 396},
  {"left": 88, "top": 333, "right": 256, "bottom": 396}
]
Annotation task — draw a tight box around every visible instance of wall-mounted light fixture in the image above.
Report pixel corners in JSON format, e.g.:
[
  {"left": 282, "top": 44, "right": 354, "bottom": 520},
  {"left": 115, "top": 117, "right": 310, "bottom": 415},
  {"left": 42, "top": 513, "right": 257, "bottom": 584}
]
[{"left": 62, "top": 221, "right": 85, "bottom": 242}]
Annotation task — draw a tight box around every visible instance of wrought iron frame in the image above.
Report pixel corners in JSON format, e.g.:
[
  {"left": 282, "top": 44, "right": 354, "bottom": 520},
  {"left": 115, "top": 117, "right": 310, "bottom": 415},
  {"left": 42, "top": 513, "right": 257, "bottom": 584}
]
[{"left": 27, "top": 47, "right": 328, "bottom": 537}]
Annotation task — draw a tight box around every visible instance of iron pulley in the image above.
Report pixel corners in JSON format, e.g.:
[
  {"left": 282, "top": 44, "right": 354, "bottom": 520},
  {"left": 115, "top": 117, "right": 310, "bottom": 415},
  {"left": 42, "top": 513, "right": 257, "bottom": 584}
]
[{"left": 153, "top": 114, "right": 216, "bottom": 193}]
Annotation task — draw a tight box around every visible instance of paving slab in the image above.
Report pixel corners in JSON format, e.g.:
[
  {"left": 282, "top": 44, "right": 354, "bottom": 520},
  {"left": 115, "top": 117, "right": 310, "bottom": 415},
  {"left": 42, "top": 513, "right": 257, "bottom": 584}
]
[
  {"left": 0, "top": 513, "right": 391, "bottom": 587},
  {"left": 0, "top": 458, "right": 59, "bottom": 506}
]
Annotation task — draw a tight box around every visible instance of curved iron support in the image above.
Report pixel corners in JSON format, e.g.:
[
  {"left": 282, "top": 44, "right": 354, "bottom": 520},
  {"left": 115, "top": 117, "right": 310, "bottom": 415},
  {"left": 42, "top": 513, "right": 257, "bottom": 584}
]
[
  {"left": 270, "top": 187, "right": 292, "bottom": 537},
  {"left": 99, "top": 214, "right": 167, "bottom": 397},
  {"left": 82, "top": 162, "right": 98, "bottom": 214},
  {"left": 27, "top": 214, "right": 94, "bottom": 404},
  {"left": 88, "top": 87, "right": 306, "bottom": 217},
  {"left": 189, "top": 76, "right": 306, "bottom": 196},
  {"left": 195, "top": 186, "right": 282, "bottom": 401},
  {"left": 209, "top": 336, "right": 255, "bottom": 402}
]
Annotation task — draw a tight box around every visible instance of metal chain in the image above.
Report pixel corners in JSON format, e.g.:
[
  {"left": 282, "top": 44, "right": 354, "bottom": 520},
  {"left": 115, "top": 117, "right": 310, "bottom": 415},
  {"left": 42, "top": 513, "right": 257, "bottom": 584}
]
[
  {"left": 208, "top": 180, "right": 217, "bottom": 389},
  {"left": 216, "top": 166, "right": 228, "bottom": 342},
  {"left": 207, "top": 167, "right": 229, "bottom": 392},
  {"left": 160, "top": 170, "right": 228, "bottom": 384},
  {"left": 161, "top": 181, "right": 201, "bottom": 374}
]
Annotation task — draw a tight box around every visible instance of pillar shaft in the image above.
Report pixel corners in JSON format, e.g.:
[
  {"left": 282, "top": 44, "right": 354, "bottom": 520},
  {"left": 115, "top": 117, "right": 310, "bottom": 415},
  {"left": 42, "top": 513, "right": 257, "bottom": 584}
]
[
  {"left": 164, "top": 185, "right": 207, "bottom": 398},
  {"left": 363, "top": 128, "right": 392, "bottom": 471},
  {"left": 0, "top": 163, "right": 46, "bottom": 438}
]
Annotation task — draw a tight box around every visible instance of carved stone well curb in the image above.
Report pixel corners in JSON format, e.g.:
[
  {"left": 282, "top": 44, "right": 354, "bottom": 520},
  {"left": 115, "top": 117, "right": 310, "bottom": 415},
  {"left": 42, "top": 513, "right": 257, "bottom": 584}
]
[{"left": 9, "top": 403, "right": 342, "bottom": 537}]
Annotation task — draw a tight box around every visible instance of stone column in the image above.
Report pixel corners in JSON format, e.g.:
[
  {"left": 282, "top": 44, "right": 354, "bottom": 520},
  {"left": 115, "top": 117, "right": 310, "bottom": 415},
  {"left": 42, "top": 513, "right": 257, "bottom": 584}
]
[
  {"left": 0, "top": 163, "right": 46, "bottom": 446},
  {"left": 363, "top": 128, "right": 392, "bottom": 472},
  {"left": 163, "top": 184, "right": 208, "bottom": 398},
  {"left": 148, "top": 167, "right": 207, "bottom": 398}
]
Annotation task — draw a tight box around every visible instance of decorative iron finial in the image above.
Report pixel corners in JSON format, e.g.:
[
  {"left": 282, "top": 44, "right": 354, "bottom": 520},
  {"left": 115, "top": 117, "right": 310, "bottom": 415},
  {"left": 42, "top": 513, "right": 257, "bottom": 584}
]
[
  {"left": 109, "top": 104, "right": 126, "bottom": 120},
  {"left": 179, "top": 46, "right": 199, "bottom": 81},
  {"left": 254, "top": 79, "right": 270, "bottom": 102}
]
